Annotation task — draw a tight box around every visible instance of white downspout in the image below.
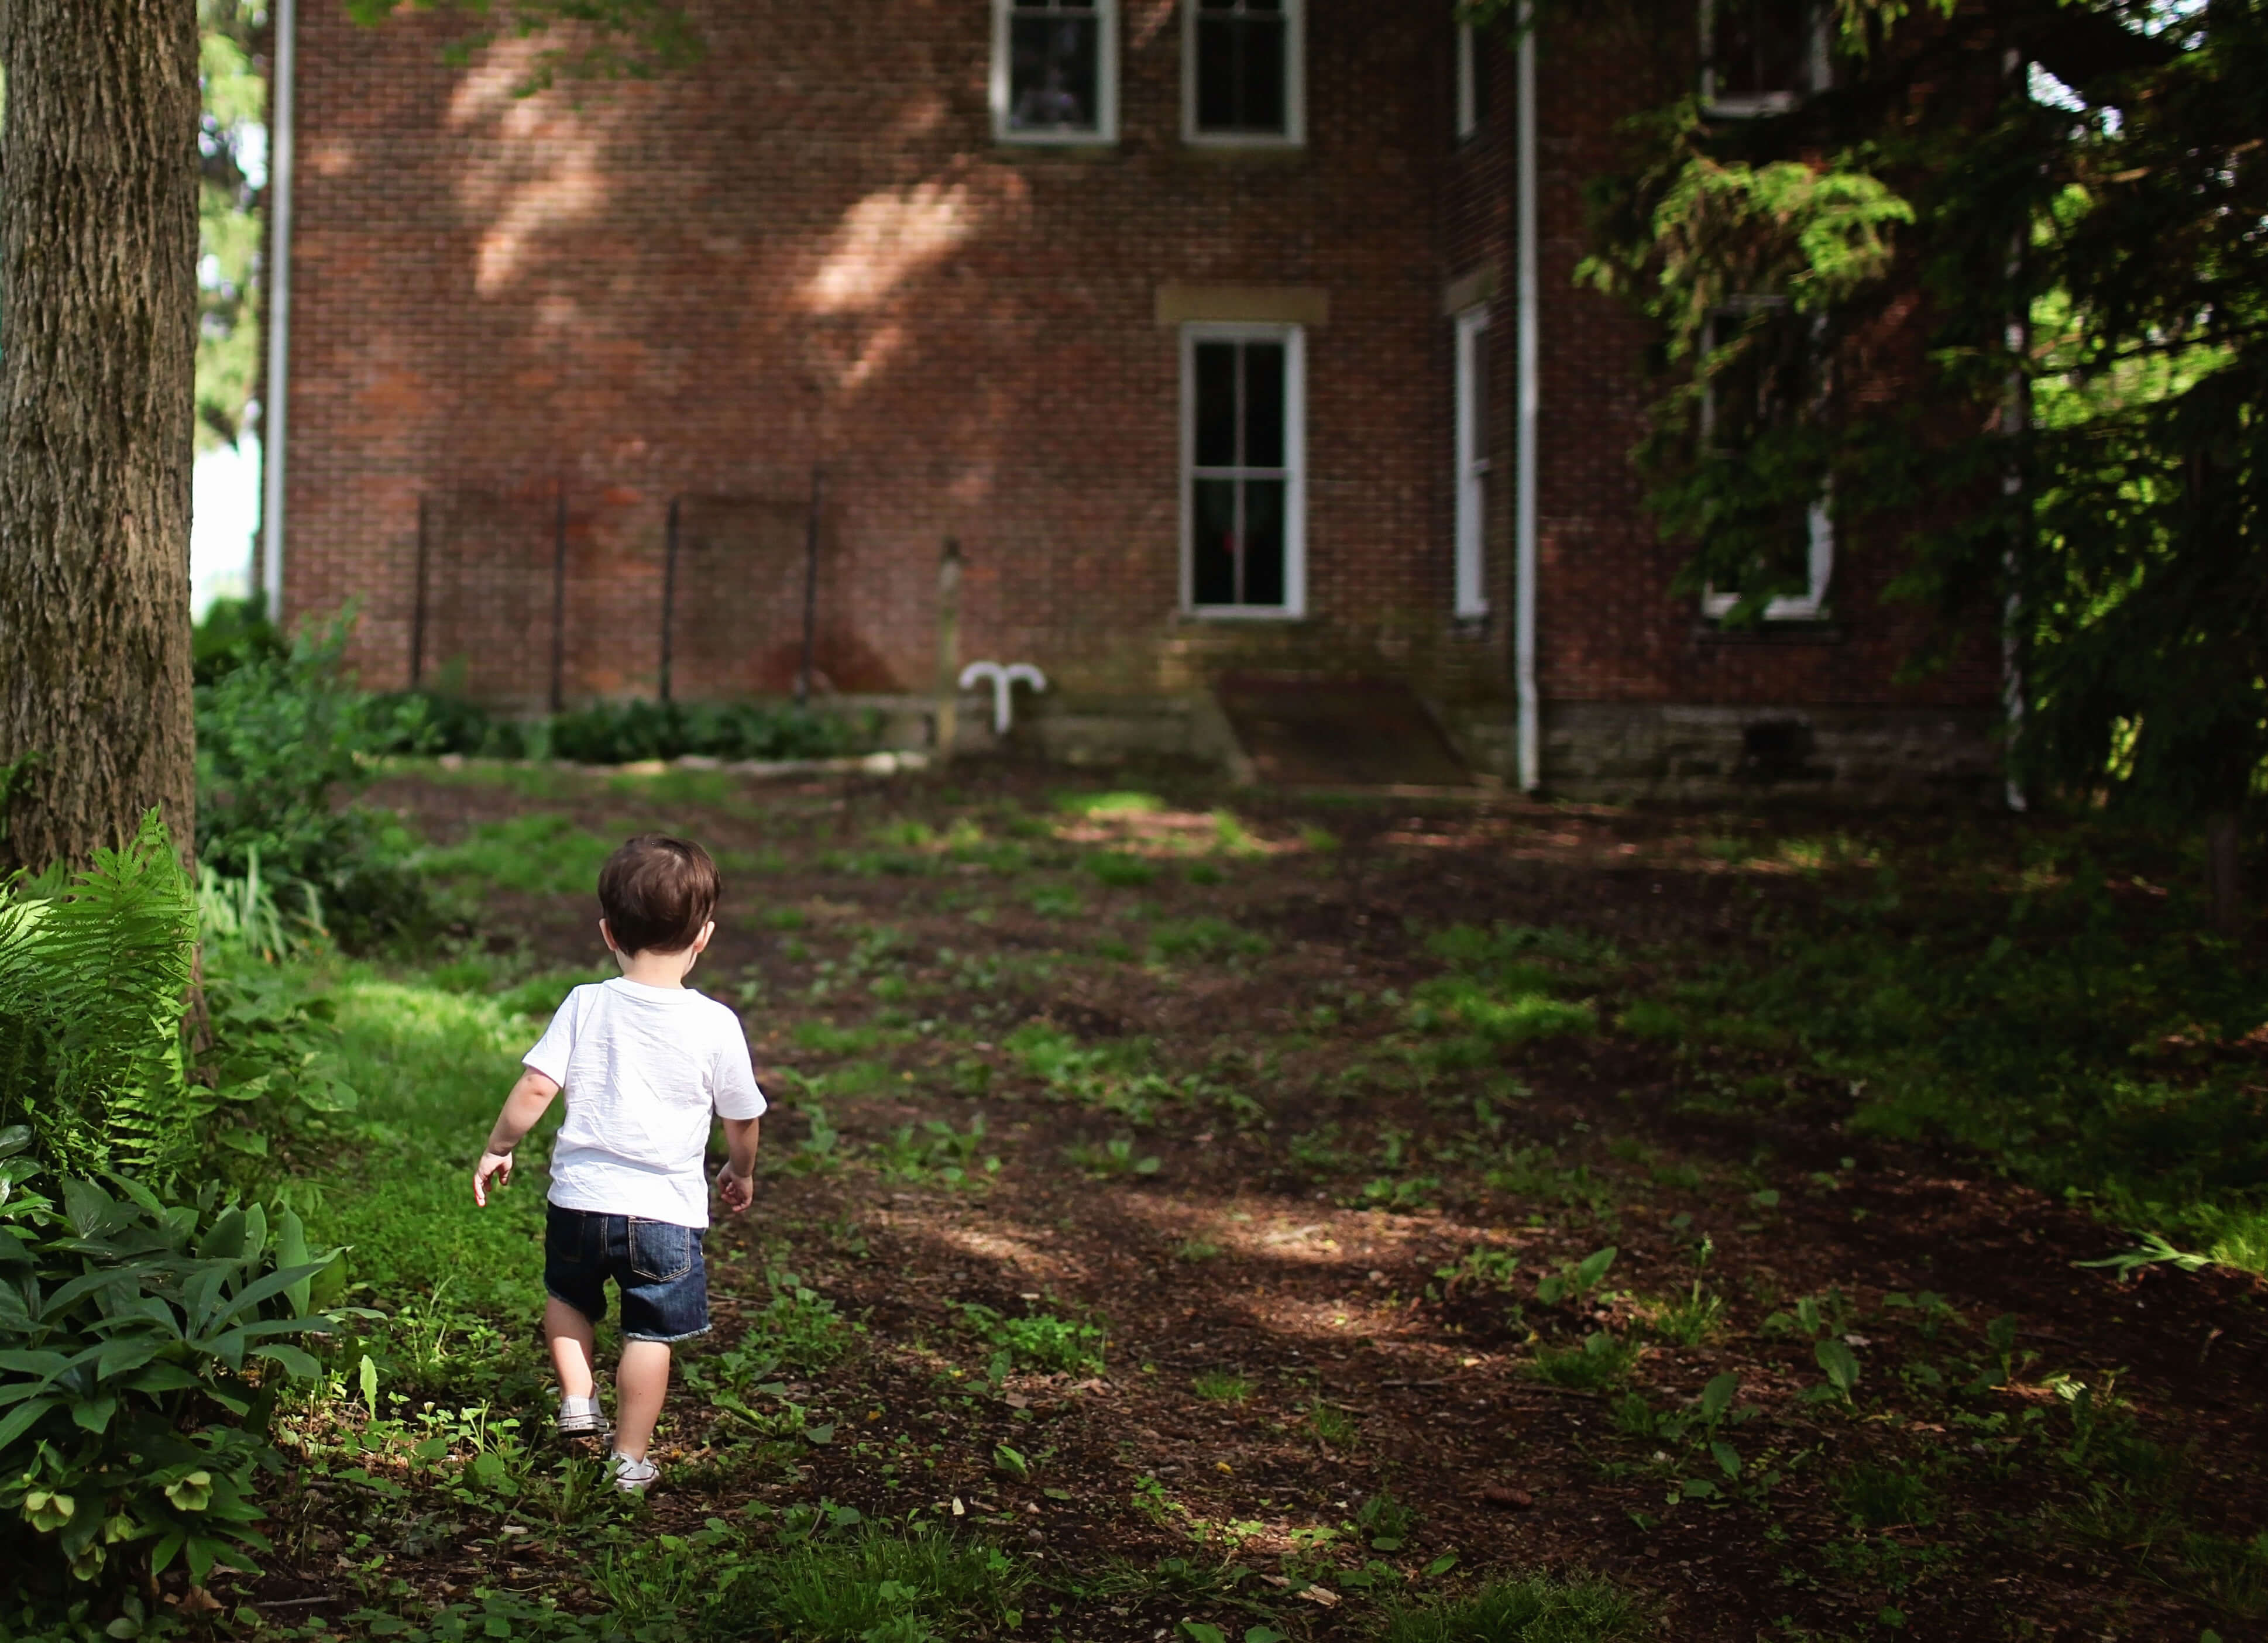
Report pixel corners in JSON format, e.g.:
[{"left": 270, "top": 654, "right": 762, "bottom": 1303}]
[
  {"left": 260, "top": 0, "right": 297, "bottom": 614},
  {"left": 1513, "top": 7, "right": 1541, "bottom": 792}
]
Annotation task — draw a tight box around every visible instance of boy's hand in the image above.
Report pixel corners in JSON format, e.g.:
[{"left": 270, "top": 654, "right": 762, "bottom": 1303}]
[
  {"left": 473, "top": 1150, "right": 513, "bottom": 1208},
  {"left": 717, "top": 1161, "right": 754, "bottom": 1214}
]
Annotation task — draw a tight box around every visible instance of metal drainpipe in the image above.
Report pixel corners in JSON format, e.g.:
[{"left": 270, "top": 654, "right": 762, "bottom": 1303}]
[
  {"left": 260, "top": 0, "right": 297, "bottom": 614},
  {"left": 1514, "top": 7, "right": 1541, "bottom": 793}
]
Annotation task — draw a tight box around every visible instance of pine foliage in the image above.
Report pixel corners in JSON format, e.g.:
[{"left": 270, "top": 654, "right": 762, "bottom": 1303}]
[{"left": 0, "top": 810, "right": 201, "bottom": 1184}]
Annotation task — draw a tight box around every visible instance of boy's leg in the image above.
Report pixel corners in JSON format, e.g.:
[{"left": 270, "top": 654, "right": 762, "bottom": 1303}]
[
  {"left": 545, "top": 1297, "right": 599, "bottom": 1400},
  {"left": 612, "top": 1340, "right": 671, "bottom": 1462}
]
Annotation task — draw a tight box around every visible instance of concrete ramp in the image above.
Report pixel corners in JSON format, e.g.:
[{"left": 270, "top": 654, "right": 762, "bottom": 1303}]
[{"left": 1212, "top": 675, "right": 1473, "bottom": 788}]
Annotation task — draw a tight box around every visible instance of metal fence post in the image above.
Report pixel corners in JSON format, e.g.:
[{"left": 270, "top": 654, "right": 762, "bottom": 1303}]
[
  {"left": 549, "top": 475, "right": 568, "bottom": 713},
  {"left": 409, "top": 494, "right": 430, "bottom": 689},
  {"left": 796, "top": 465, "right": 826, "bottom": 707},
  {"left": 659, "top": 496, "right": 681, "bottom": 704}
]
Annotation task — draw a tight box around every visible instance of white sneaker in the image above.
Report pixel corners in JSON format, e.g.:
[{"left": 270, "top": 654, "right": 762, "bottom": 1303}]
[
  {"left": 556, "top": 1395, "right": 609, "bottom": 1441},
  {"left": 610, "top": 1452, "right": 659, "bottom": 1494}
]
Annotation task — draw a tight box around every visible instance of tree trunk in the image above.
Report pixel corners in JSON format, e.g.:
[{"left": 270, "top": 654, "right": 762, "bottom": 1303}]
[
  {"left": 2205, "top": 810, "right": 2245, "bottom": 940},
  {"left": 0, "top": 0, "right": 201, "bottom": 875}
]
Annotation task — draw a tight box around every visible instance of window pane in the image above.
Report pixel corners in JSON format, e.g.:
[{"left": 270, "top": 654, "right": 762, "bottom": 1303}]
[
  {"left": 1193, "top": 479, "right": 1239, "bottom": 605},
  {"left": 1713, "top": 0, "right": 1809, "bottom": 99},
  {"left": 1244, "top": 342, "right": 1286, "bottom": 466},
  {"left": 1236, "top": 16, "right": 1287, "bottom": 130},
  {"left": 1008, "top": 13, "right": 1100, "bottom": 132},
  {"left": 1194, "top": 343, "right": 1238, "bottom": 468},
  {"left": 1243, "top": 480, "right": 1287, "bottom": 606},
  {"left": 1472, "top": 31, "right": 1492, "bottom": 126},
  {"left": 1195, "top": 17, "right": 1240, "bottom": 129},
  {"left": 1469, "top": 328, "right": 1490, "bottom": 458},
  {"left": 1195, "top": 12, "right": 1287, "bottom": 133}
]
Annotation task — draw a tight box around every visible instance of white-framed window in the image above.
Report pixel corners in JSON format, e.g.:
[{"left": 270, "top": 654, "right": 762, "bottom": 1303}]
[
  {"left": 1184, "top": 0, "right": 1304, "bottom": 146},
  {"left": 1182, "top": 323, "right": 1306, "bottom": 617},
  {"left": 1699, "top": 0, "right": 1829, "bottom": 116},
  {"left": 1698, "top": 304, "right": 1833, "bottom": 620},
  {"left": 994, "top": 0, "right": 1119, "bottom": 143},
  {"left": 1453, "top": 305, "right": 1492, "bottom": 617},
  {"left": 1455, "top": 20, "right": 1490, "bottom": 140}
]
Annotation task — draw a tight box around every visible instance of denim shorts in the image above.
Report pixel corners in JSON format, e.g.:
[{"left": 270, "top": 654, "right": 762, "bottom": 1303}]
[{"left": 543, "top": 1204, "right": 710, "bottom": 1343}]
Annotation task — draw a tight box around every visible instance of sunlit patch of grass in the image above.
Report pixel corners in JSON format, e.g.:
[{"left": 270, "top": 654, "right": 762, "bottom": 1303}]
[
  {"left": 420, "top": 810, "right": 619, "bottom": 896},
  {"left": 1173, "top": 1238, "right": 1224, "bottom": 1263},
  {"left": 794, "top": 1019, "right": 881, "bottom": 1056},
  {"left": 1057, "top": 790, "right": 1163, "bottom": 817},
  {"left": 1028, "top": 885, "right": 1088, "bottom": 919}
]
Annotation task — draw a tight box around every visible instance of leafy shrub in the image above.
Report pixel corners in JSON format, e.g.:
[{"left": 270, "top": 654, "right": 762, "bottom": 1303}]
[
  {"left": 194, "top": 609, "right": 429, "bottom": 946},
  {"left": 955, "top": 1303, "right": 1106, "bottom": 1376},
  {"left": 1528, "top": 1332, "right": 1642, "bottom": 1391},
  {"left": 0, "top": 1171, "right": 342, "bottom": 1598},
  {"left": 189, "top": 593, "right": 286, "bottom": 688},
  {"left": 547, "top": 698, "right": 870, "bottom": 764}
]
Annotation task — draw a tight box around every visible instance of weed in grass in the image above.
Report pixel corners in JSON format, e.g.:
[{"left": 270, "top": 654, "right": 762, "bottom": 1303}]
[
  {"left": 794, "top": 1019, "right": 882, "bottom": 1056},
  {"left": 1192, "top": 1370, "right": 1254, "bottom": 1404},
  {"left": 1174, "top": 1238, "right": 1225, "bottom": 1262},
  {"left": 421, "top": 811, "right": 618, "bottom": 898},
  {"left": 956, "top": 1304, "right": 1107, "bottom": 1376},
  {"left": 1529, "top": 1332, "right": 1642, "bottom": 1390},
  {"left": 876, "top": 1116, "right": 1001, "bottom": 1188},
  {"left": 1187, "top": 860, "right": 1228, "bottom": 886},
  {"left": 1064, "top": 1136, "right": 1162, "bottom": 1178},
  {"left": 1437, "top": 1245, "right": 1523, "bottom": 1293},
  {"left": 1059, "top": 790, "right": 1163, "bottom": 817},
  {"left": 1345, "top": 1174, "right": 1441, "bottom": 1212},
  {"left": 1833, "top": 1462, "right": 1940, "bottom": 1529},
  {"left": 1028, "top": 885, "right": 1087, "bottom": 919},
  {"left": 1535, "top": 1245, "right": 1618, "bottom": 1308},
  {"left": 743, "top": 1522, "right": 1032, "bottom": 1641},
  {"left": 1616, "top": 998, "right": 1684, "bottom": 1040},
  {"left": 1150, "top": 917, "right": 1270, "bottom": 964},
  {"left": 2176, "top": 1529, "right": 2268, "bottom": 1620},
  {"left": 1376, "top": 1571, "right": 1650, "bottom": 1643},
  {"left": 1304, "top": 1398, "right": 1359, "bottom": 1447},
  {"left": 1355, "top": 1489, "right": 1417, "bottom": 1549},
  {"left": 1650, "top": 1281, "right": 1729, "bottom": 1346},
  {"left": 744, "top": 1270, "right": 858, "bottom": 1370},
  {"left": 1086, "top": 851, "right": 1158, "bottom": 888}
]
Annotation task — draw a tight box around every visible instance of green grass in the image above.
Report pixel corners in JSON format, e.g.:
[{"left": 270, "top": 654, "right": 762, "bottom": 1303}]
[
  {"left": 1527, "top": 1332, "right": 1642, "bottom": 1391},
  {"left": 1377, "top": 1572, "right": 1648, "bottom": 1643},
  {"left": 1191, "top": 1370, "right": 1253, "bottom": 1403},
  {"left": 420, "top": 810, "right": 620, "bottom": 896},
  {"left": 316, "top": 969, "right": 555, "bottom": 1315}
]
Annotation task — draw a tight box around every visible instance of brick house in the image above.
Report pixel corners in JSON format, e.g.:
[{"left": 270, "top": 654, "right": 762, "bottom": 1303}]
[{"left": 266, "top": 0, "right": 2004, "bottom": 800}]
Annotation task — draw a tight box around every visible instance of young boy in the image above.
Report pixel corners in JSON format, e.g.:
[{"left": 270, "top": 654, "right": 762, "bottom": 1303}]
[{"left": 472, "top": 833, "right": 765, "bottom": 1494}]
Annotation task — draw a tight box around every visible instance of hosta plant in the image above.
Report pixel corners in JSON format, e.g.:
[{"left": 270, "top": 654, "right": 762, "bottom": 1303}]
[{"left": 0, "top": 1163, "right": 344, "bottom": 1596}]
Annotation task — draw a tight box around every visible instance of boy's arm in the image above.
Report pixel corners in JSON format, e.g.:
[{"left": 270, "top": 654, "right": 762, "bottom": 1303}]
[
  {"left": 473, "top": 1068, "right": 562, "bottom": 1207},
  {"left": 717, "top": 1115, "right": 761, "bottom": 1213}
]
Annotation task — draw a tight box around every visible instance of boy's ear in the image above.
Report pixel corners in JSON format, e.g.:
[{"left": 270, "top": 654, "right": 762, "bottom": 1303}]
[
  {"left": 692, "top": 920, "right": 716, "bottom": 954},
  {"left": 599, "top": 917, "right": 622, "bottom": 956}
]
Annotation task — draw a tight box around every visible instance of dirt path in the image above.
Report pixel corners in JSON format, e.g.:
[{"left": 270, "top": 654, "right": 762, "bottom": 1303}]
[{"left": 337, "top": 764, "right": 2268, "bottom": 1642}]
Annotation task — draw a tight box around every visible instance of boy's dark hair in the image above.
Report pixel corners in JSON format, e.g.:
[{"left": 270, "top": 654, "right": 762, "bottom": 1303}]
[{"left": 599, "top": 834, "right": 720, "bottom": 955}]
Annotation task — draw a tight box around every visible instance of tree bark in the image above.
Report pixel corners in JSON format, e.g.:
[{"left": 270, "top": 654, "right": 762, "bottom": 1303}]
[
  {"left": 0, "top": 0, "right": 200, "bottom": 874},
  {"left": 2205, "top": 810, "right": 2245, "bottom": 940}
]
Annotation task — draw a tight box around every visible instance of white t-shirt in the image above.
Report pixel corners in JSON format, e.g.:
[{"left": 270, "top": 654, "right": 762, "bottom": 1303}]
[{"left": 525, "top": 978, "right": 767, "bottom": 1229}]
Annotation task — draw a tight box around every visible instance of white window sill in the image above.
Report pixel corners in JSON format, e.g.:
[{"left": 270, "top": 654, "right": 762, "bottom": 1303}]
[
  {"left": 1183, "top": 131, "right": 1305, "bottom": 150},
  {"left": 1184, "top": 605, "right": 1307, "bottom": 622},
  {"left": 995, "top": 126, "right": 1118, "bottom": 146}
]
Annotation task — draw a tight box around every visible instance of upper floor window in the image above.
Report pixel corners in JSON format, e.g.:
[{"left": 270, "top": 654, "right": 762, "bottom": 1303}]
[
  {"left": 1185, "top": 0, "right": 1304, "bottom": 146},
  {"left": 995, "top": 0, "right": 1118, "bottom": 143},
  {"left": 1699, "top": 303, "right": 1832, "bottom": 620},
  {"left": 1455, "top": 20, "right": 1492, "bottom": 141},
  {"left": 1700, "top": 0, "right": 1827, "bottom": 116}
]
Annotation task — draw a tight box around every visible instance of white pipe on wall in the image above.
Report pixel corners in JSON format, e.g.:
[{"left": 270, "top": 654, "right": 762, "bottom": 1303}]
[
  {"left": 260, "top": 0, "right": 297, "bottom": 614},
  {"left": 1513, "top": 8, "right": 1541, "bottom": 793}
]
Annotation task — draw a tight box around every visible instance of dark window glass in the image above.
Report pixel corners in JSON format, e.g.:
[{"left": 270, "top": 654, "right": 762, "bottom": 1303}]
[
  {"left": 1190, "top": 337, "right": 1293, "bottom": 607},
  {"left": 1193, "top": 479, "right": 1239, "bottom": 605},
  {"left": 1245, "top": 343, "right": 1286, "bottom": 466},
  {"left": 1194, "top": 343, "right": 1239, "bottom": 467},
  {"left": 1710, "top": 0, "right": 1810, "bottom": 102},
  {"left": 1009, "top": 1, "right": 1102, "bottom": 133},
  {"left": 1472, "top": 32, "right": 1493, "bottom": 128},
  {"left": 1195, "top": 0, "right": 1288, "bottom": 134},
  {"left": 1242, "top": 480, "right": 1287, "bottom": 606}
]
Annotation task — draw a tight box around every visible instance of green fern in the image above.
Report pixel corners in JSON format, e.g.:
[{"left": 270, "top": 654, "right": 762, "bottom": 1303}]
[{"left": 0, "top": 810, "right": 201, "bottom": 1184}]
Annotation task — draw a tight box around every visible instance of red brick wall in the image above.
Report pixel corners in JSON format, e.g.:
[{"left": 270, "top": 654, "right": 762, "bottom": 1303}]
[{"left": 283, "top": 0, "right": 1998, "bottom": 728}]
